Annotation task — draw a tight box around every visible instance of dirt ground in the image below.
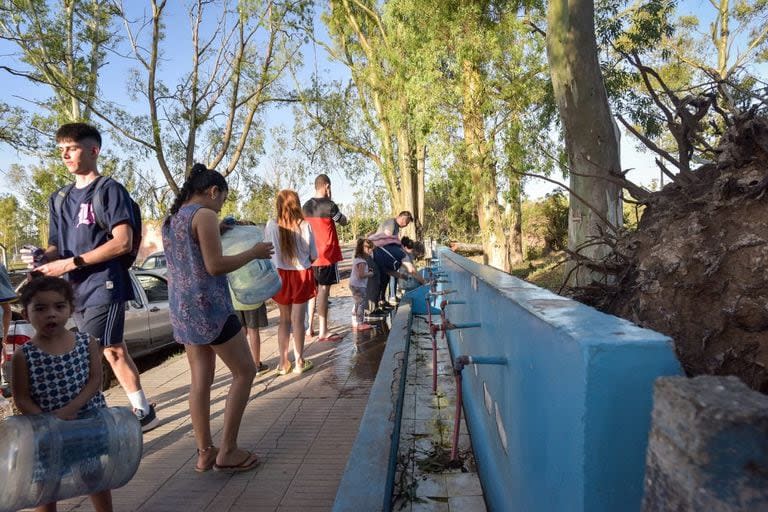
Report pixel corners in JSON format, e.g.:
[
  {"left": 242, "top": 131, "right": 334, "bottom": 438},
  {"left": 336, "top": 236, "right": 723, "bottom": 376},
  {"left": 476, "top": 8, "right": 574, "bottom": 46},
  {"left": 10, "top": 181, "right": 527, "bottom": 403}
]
[{"left": 598, "top": 115, "right": 768, "bottom": 393}]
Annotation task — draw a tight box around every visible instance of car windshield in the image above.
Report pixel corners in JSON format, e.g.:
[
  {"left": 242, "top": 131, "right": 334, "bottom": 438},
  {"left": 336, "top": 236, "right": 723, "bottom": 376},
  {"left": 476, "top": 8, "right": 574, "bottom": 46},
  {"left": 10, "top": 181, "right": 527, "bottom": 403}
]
[
  {"left": 141, "top": 254, "right": 166, "bottom": 270},
  {"left": 137, "top": 274, "right": 168, "bottom": 303}
]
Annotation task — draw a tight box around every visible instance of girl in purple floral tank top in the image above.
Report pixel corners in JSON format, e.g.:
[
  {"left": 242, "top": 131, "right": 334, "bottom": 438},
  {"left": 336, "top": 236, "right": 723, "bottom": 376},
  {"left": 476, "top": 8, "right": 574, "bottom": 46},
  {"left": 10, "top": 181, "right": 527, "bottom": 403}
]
[
  {"left": 162, "top": 164, "right": 273, "bottom": 474},
  {"left": 163, "top": 203, "right": 232, "bottom": 344}
]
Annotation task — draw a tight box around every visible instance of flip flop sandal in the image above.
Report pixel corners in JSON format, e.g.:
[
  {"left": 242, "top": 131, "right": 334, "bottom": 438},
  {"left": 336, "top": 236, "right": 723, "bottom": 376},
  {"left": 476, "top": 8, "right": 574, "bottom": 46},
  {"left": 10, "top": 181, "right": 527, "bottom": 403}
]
[
  {"left": 213, "top": 451, "right": 260, "bottom": 474},
  {"left": 194, "top": 445, "right": 218, "bottom": 473},
  {"left": 276, "top": 364, "right": 292, "bottom": 376},
  {"left": 292, "top": 360, "right": 314, "bottom": 375}
]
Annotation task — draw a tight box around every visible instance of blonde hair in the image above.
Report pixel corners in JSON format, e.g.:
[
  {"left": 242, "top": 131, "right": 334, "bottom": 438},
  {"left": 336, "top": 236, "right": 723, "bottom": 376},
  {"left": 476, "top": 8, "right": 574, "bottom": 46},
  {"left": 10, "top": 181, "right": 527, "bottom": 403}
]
[{"left": 275, "top": 189, "right": 304, "bottom": 264}]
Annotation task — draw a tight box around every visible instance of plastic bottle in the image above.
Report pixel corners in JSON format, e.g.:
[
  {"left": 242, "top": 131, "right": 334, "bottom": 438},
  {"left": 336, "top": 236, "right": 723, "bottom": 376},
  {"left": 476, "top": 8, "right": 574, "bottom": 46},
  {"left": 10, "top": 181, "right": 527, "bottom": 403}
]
[
  {"left": 0, "top": 407, "right": 142, "bottom": 512},
  {"left": 220, "top": 224, "right": 281, "bottom": 306}
]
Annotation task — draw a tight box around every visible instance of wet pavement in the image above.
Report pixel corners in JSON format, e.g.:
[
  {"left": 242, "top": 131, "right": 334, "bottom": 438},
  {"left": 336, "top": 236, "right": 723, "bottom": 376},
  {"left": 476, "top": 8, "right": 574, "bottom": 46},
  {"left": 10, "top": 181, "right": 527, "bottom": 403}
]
[{"left": 42, "top": 278, "right": 393, "bottom": 512}]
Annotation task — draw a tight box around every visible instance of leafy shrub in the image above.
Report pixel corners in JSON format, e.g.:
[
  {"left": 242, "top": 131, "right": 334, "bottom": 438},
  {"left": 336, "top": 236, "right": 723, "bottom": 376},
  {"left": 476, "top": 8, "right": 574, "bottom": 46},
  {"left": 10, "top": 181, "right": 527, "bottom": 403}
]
[{"left": 522, "top": 192, "right": 569, "bottom": 256}]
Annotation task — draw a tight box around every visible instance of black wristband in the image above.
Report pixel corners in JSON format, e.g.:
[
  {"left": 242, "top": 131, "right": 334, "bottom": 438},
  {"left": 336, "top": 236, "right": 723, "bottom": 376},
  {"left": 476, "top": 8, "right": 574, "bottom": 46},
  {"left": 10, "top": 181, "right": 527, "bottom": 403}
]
[{"left": 73, "top": 255, "right": 86, "bottom": 268}]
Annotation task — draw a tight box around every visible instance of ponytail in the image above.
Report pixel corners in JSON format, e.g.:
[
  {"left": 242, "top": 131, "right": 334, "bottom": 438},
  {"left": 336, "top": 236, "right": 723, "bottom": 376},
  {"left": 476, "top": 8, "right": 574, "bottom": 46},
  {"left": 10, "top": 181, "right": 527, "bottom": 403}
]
[{"left": 167, "top": 163, "right": 228, "bottom": 216}]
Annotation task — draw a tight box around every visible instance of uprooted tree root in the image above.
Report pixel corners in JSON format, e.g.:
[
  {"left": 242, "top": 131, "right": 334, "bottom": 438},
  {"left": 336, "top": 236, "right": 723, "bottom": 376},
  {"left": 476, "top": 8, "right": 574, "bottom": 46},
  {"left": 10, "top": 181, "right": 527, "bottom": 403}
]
[{"left": 565, "top": 114, "right": 768, "bottom": 394}]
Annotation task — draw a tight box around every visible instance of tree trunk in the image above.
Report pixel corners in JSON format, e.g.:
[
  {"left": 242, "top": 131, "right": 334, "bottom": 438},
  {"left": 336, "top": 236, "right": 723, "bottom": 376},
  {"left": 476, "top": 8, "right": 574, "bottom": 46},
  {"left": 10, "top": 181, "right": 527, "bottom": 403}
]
[
  {"left": 546, "top": 0, "right": 622, "bottom": 286},
  {"left": 416, "top": 141, "right": 426, "bottom": 240},
  {"left": 461, "top": 58, "right": 512, "bottom": 272},
  {"left": 505, "top": 173, "right": 524, "bottom": 265}
]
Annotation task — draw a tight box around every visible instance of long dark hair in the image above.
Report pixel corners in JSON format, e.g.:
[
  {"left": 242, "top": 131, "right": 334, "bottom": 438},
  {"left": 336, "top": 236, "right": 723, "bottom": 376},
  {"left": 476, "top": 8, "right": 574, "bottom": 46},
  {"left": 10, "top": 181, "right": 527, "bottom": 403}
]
[
  {"left": 354, "top": 238, "right": 374, "bottom": 259},
  {"left": 168, "top": 163, "right": 228, "bottom": 216}
]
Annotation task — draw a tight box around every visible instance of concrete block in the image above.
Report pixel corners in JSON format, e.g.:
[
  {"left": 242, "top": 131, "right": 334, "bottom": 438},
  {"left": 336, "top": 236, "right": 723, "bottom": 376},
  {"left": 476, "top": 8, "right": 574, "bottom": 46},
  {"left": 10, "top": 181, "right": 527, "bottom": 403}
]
[{"left": 643, "top": 375, "right": 768, "bottom": 512}]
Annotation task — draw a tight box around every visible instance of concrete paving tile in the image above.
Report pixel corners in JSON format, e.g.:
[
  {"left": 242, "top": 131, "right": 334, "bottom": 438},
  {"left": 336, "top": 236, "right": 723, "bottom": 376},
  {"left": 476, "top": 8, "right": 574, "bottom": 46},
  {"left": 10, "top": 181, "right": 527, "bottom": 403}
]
[
  {"left": 445, "top": 472, "right": 483, "bottom": 496},
  {"left": 414, "top": 473, "right": 448, "bottom": 498},
  {"left": 47, "top": 280, "right": 487, "bottom": 512},
  {"left": 448, "top": 495, "right": 487, "bottom": 511},
  {"left": 411, "top": 497, "right": 450, "bottom": 512}
]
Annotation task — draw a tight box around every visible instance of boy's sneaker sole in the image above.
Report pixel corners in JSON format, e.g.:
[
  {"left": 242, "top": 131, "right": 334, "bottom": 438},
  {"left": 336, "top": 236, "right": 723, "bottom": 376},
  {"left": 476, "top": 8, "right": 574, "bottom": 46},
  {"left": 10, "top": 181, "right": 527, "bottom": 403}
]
[{"left": 135, "top": 403, "right": 160, "bottom": 433}]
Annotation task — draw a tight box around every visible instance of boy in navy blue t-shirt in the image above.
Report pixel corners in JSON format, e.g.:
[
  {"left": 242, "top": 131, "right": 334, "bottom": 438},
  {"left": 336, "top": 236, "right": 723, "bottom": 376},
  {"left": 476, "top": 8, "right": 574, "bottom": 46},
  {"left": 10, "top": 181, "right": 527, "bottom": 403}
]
[{"left": 23, "top": 123, "right": 159, "bottom": 432}]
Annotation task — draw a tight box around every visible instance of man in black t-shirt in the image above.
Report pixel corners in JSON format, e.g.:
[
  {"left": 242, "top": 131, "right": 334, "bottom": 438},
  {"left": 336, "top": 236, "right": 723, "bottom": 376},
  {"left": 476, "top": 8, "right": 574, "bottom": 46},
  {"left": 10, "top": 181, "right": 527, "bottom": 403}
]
[{"left": 25, "top": 123, "right": 158, "bottom": 432}]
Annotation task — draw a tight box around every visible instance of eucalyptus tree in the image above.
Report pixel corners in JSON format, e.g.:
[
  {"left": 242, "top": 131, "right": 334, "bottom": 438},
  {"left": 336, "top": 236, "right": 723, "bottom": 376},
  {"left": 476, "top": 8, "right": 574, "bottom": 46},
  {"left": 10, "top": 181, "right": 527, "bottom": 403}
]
[
  {"left": 1, "top": 0, "right": 312, "bottom": 207},
  {"left": 0, "top": 0, "right": 116, "bottom": 127},
  {"left": 547, "top": 0, "right": 623, "bottom": 286},
  {"left": 107, "top": 0, "right": 312, "bottom": 195},
  {"left": 386, "top": 0, "right": 552, "bottom": 270},
  {"left": 0, "top": 104, "right": 37, "bottom": 150},
  {"left": 0, "top": 0, "right": 120, "bottom": 229},
  {"left": 0, "top": 194, "right": 32, "bottom": 254},
  {"left": 308, "top": 0, "right": 426, "bottom": 232},
  {"left": 605, "top": 0, "right": 768, "bottom": 192}
]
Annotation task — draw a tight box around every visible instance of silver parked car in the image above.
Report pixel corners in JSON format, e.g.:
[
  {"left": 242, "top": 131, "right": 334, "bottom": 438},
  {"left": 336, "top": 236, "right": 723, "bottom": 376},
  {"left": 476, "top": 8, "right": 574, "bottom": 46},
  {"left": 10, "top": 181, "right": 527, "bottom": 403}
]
[
  {"left": 1, "top": 269, "right": 176, "bottom": 394},
  {"left": 136, "top": 251, "right": 167, "bottom": 275}
]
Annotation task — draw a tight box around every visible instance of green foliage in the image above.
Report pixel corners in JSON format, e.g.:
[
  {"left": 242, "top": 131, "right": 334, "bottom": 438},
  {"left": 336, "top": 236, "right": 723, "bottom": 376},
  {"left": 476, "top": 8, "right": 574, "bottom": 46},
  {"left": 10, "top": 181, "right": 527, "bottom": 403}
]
[
  {"left": 623, "top": 201, "right": 643, "bottom": 231},
  {"left": 6, "top": 159, "right": 70, "bottom": 246},
  {"left": 337, "top": 216, "right": 380, "bottom": 242},
  {"left": 336, "top": 187, "right": 388, "bottom": 242},
  {"left": 240, "top": 179, "right": 278, "bottom": 225},
  {"left": 0, "top": 0, "right": 119, "bottom": 126},
  {"left": 509, "top": 250, "right": 566, "bottom": 292},
  {"left": 0, "top": 103, "right": 36, "bottom": 150},
  {"left": 522, "top": 192, "right": 569, "bottom": 258},
  {"left": 0, "top": 194, "right": 35, "bottom": 251},
  {"left": 598, "top": 0, "right": 768, "bottom": 182},
  {"left": 423, "top": 169, "right": 479, "bottom": 243}
]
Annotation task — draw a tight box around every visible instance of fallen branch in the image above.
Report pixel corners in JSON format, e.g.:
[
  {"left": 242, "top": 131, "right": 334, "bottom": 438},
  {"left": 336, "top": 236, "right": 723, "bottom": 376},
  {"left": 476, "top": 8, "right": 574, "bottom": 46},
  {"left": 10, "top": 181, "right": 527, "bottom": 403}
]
[{"left": 449, "top": 242, "right": 484, "bottom": 256}]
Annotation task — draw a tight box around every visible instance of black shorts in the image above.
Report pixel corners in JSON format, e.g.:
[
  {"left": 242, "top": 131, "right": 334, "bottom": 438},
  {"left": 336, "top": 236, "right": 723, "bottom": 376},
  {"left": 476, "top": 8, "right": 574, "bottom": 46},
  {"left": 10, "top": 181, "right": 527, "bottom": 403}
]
[
  {"left": 210, "top": 314, "right": 243, "bottom": 346},
  {"left": 237, "top": 304, "right": 268, "bottom": 329},
  {"left": 73, "top": 302, "right": 126, "bottom": 347},
  {"left": 313, "top": 263, "right": 339, "bottom": 286}
]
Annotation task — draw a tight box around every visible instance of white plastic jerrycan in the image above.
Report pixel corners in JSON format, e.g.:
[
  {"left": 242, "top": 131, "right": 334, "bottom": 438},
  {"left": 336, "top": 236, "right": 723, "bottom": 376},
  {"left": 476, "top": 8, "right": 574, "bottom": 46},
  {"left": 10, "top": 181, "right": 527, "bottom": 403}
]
[{"left": 220, "top": 224, "right": 282, "bottom": 306}]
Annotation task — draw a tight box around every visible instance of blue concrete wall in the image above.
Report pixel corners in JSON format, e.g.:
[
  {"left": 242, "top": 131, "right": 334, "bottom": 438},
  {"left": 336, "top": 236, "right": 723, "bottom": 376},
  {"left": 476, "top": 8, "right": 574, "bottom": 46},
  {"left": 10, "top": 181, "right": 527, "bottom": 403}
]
[{"left": 433, "top": 248, "right": 682, "bottom": 512}]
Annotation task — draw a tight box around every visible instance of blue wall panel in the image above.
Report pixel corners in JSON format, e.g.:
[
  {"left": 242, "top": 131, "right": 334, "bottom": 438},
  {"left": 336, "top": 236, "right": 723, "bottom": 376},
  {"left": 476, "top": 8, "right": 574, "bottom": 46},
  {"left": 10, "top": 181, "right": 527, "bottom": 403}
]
[{"left": 433, "top": 248, "right": 682, "bottom": 512}]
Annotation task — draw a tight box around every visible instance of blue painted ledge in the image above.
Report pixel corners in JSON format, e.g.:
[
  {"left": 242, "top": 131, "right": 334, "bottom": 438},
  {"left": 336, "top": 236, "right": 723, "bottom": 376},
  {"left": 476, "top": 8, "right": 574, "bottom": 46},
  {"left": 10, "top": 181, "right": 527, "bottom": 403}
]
[{"left": 332, "top": 304, "right": 411, "bottom": 512}]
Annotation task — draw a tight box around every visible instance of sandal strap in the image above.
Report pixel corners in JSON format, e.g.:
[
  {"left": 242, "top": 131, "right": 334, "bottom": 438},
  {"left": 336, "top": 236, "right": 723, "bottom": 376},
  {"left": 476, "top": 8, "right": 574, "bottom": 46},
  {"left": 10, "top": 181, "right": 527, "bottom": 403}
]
[{"left": 197, "top": 444, "right": 215, "bottom": 454}]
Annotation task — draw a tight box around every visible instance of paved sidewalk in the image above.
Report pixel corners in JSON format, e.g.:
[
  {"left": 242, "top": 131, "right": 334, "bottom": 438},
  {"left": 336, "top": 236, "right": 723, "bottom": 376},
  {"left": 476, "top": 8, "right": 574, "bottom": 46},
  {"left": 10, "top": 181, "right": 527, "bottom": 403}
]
[{"left": 52, "top": 287, "right": 390, "bottom": 512}]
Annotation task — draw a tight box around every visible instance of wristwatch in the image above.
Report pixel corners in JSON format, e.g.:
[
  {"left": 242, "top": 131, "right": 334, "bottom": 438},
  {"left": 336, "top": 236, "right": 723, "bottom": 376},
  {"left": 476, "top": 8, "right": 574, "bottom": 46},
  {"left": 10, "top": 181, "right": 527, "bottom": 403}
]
[{"left": 73, "top": 255, "right": 86, "bottom": 268}]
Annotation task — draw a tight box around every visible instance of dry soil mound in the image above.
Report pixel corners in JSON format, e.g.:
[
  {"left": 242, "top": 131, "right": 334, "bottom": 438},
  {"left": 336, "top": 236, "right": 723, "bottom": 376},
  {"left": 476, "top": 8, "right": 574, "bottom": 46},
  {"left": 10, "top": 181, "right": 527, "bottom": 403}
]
[{"left": 606, "top": 115, "right": 768, "bottom": 393}]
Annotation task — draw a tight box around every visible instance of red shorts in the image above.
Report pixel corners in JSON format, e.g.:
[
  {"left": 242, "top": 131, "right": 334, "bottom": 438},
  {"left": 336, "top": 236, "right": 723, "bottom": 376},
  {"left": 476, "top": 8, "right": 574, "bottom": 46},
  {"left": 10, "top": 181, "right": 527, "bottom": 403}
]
[{"left": 272, "top": 268, "right": 317, "bottom": 305}]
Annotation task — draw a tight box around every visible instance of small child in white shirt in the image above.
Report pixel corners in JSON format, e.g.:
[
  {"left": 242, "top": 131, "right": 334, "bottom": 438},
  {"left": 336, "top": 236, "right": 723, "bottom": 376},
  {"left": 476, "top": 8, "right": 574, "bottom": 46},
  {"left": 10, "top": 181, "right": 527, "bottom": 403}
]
[{"left": 349, "top": 238, "right": 375, "bottom": 331}]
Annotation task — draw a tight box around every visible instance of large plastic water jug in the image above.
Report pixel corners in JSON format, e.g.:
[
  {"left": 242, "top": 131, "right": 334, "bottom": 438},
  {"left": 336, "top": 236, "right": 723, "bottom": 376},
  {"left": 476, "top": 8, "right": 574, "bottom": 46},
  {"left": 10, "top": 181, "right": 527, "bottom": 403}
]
[
  {"left": 0, "top": 407, "right": 142, "bottom": 512},
  {"left": 220, "top": 224, "right": 282, "bottom": 306}
]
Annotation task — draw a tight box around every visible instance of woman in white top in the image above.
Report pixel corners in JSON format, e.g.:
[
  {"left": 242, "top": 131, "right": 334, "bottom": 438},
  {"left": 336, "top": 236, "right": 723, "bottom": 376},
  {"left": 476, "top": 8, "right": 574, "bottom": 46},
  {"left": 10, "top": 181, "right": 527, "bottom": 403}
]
[{"left": 264, "top": 190, "right": 317, "bottom": 375}]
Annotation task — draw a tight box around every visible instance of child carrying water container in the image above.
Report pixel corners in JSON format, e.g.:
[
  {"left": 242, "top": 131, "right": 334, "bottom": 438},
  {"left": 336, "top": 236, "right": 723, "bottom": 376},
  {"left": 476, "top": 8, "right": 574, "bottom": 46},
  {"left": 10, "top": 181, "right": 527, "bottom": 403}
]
[
  {"left": 350, "top": 238, "right": 375, "bottom": 331},
  {"left": 11, "top": 276, "right": 112, "bottom": 512}
]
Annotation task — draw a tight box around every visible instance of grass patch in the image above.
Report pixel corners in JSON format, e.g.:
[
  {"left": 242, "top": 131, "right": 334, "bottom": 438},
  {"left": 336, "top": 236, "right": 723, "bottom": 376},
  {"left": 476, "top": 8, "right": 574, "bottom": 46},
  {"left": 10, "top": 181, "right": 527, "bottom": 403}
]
[{"left": 510, "top": 251, "right": 566, "bottom": 293}]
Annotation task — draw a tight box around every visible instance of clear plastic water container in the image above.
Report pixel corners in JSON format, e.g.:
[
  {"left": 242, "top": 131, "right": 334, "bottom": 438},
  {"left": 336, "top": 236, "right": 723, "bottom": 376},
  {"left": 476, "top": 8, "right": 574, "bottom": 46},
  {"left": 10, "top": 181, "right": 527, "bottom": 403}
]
[
  {"left": 220, "top": 224, "right": 282, "bottom": 306},
  {"left": 0, "top": 407, "right": 142, "bottom": 512}
]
